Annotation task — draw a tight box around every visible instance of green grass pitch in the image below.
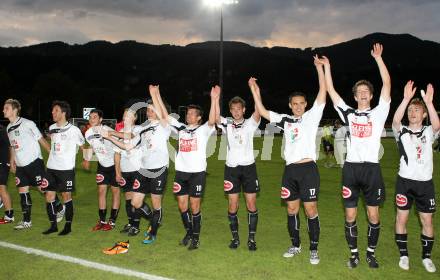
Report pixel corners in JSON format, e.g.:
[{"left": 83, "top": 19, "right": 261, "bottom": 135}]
[{"left": 0, "top": 137, "right": 439, "bottom": 280}]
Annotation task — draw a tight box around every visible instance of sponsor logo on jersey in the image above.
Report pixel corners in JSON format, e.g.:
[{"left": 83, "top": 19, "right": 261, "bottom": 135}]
[
  {"left": 173, "top": 182, "right": 182, "bottom": 193},
  {"left": 133, "top": 179, "right": 140, "bottom": 190},
  {"left": 396, "top": 194, "right": 408, "bottom": 207},
  {"left": 15, "top": 177, "right": 20, "bottom": 186},
  {"left": 40, "top": 178, "right": 49, "bottom": 188},
  {"left": 179, "top": 138, "right": 198, "bottom": 152},
  {"left": 118, "top": 177, "right": 126, "bottom": 187},
  {"left": 224, "top": 180, "right": 233, "bottom": 192},
  {"left": 96, "top": 174, "right": 104, "bottom": 184},
  {"left": 281, "top": 187, "right": 291, "bottom": 199},
  {"left": 342, "top": 186, "right": 352, "bottom": 198},
  {"left": 351, "top": 121, "right": 372, "bottom": 138}
]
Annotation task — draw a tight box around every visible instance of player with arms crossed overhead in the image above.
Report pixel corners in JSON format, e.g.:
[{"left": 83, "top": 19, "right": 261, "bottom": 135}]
[
  {"left": 392, "top": 81, "right": 439, "bottom": 273},
  {"left": 0, "top": 123, "right": 14, "bottom": 225},
  {"left": 321, "top": 43, "right": 391, "bottom": 268},
  {"left": 3, "top": 99, "right": 63, "bottom": 230},
  {"left": 84, "top": 109, "right": 120, "bottom": 231},
  {"left": 43, "top": 101, "right": 85, "bottom": 236},
  {"left": 249, "top": 55, "right": 326, "bottom": 264},
  {"left": 215, "top": 82, "right": 261, "bottom": 251},
  {"left": 159, "top": 86, "right": 219, "bottom": 250}
]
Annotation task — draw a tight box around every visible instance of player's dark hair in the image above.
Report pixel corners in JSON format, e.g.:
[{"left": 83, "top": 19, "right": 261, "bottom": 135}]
[
  {"left": 4, "top": 98, "right": 21, "bottom": 115},
  {"left": 288, "top": 92, "right": 307, "bottom": 103},
  {"left": 229, "top": 96, "right": 246, "bottom": 108},
  {"left": 352, "top": 80, "right": 374, "bottom": 95},
  {"left": 409, "top": 98, "right": 427, "bottom": 113},
  {"left": 52, "top": 100, "right": 71, "bottom": 119},
  {"left": 187, "top": 104, "right": 203, "bottom": 124},
  {"left": 90, "top": 109, "right": 103, "bottom": 119}
]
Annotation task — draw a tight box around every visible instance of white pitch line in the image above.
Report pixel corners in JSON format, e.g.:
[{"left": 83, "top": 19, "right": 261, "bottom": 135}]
[{"left": 0, "top": 241, "right": 173, "bottom": 280}]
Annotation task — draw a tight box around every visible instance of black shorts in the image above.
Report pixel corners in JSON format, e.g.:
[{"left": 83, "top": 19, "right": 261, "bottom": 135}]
[
  {"left": 45, "top": 169, "right": 75, "bottom": 193},
  {"left": 173, "top": 171, "right": 206, "bottom": 198},
  {"left": 137, "top": 167, "right": 168, "bottom": 195},
  {"left": 15, "top": 158, "right": 49, "bottom": 188},
  {"left": 96, "top": 164, "right": 117, "bottom": 187},
  {"left": 119, "top": 171, "right": 144, "bottom": 193},
  {"left": 224, "top": 163, "right": 259, "bottom": 194},
  {"left": 322, "top": 139, "right": 334, "bottom": 152},
  {"left": 341, "top": 162, "right": 385, "bottom": 208},
  {"left": 0, "top": 162, "right": 9, "bottom": 185},
  {"left": 281, "top": 161, "right": 320, "bottom": 202},
  {"left": 395, "top": 175, "right": 436, "bottom": 213}
]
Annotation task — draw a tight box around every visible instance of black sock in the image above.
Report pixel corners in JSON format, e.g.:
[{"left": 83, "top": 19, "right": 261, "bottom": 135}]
[
  {"left": 228, "top": 212, "right": 239, "bottom": 240},
  {"left": 192, "top": 212, "right": 202, "bottom": 240},
  {"left": 180, "top": 210, "right": 193, "bottom": 235},
  {"left": 288, "top": 214, "right": 300, "bottom": 247},
  {"left": 395, "top": 233, "right": 408, "bottom": 257},
  {"left": 421, "top": 234, "right": 434, "bottom": 259},
  {"left": 139, "top": 202, "right": 152, "bottom": 220},
  {"left": 98, "top": 209, "right": 107, "bottom": 223},
  {"left": 307, "top": 216, "right": 320, "bottom": 251},
  {"left": 150, "top": 208, "right": 162, "bottom": 236},
  {"left": 248, "top": 210, "right": 258, "bottom": 241},
  {"left": 345, "top": 221, "right": 358, "bottom": 257},
  {"left": 54, "top": 195, "right": 63, "bottom": 212},
  {"left": 131, "top": 208, "right": 141, "bottom": 229},
  {"left": 65, "top": 200, "right": 73, "bottom": 223},
  {"left": 125, "top": 199, "right": 133, "bottom": 225},
  {"left": 19, "top": 192, "right": 32, "bottom": 222},
  {"left": 367, "top": 222, "right": 380, "bottom": 256},
  {"left": 5, "top": 209, "right": 14, "bottom": 218},
  {"left": 46, "top": 201, "right": 57, "bottom": 228},
  {"left": 110, "top": 208, "right": 119, "bottom": 222}
]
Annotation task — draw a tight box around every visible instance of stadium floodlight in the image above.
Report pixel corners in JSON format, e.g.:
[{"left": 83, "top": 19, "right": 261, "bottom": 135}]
[{"left": 202, "top": 0, "right": 238, "bottom": 114}]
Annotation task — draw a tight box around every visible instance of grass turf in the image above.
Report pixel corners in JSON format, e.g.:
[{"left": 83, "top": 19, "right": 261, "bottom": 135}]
[{"left": 0, "top": 137, "right": 439, "bottom": 280}]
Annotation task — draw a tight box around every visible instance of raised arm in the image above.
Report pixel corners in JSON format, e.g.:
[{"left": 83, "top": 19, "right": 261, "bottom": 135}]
[
  {"left": 214, "top": 86, "right": 221, "bottom": 124},
  {"left": 314, "top": 55, "right": 327, "bottom": 105},
  {"left": 392, "top": 80, "right": 416, "bottom": 130},
  {"left": 371, "top": 43, "right": 391, "bottom": 102},
  {"left": 248, "top": 77, "right": 270, "bottom": 121},
  {"left": 422, "top": 84, "right": 440, "bottom": 133},
  {"left": 321, "top": 56, "right": 343, "bottom": 105},
  {"left": 252, "top": 104, "right": 261, "bottom": 123},
  {"left": 208, "top": 85, "right": 221, "bottom": 127},
  {"left": 149, "top": 85, "right": 168, "bottom": 127},
  {"left": 154, "top": 85, "right": 170, "bottom": 122}
]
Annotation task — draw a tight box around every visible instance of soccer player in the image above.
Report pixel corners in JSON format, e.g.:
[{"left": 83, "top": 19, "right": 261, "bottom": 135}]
[
  {"left": 103, "top": 108, "right": 151, "bottom": 236},
  {"left": 3, "top": 99, "right": 61, "bottom": 230},
  {"left": 249, "top": 55, "right": 326, "bottom": 265},
  {"left": 158, "top": 86, "right": 219, "bottom": 250},
  {"left": 215, "top": 83, "right": 261, "bottom": 251},
  {"left": 321, "top": 43, "right": 391, "bottom": 268},
  {"left": 0, "top": 123, "right": 14, "bottom": 224},
  {"left": 84, "top": 109, "right": 120, "bottom": 231},
  {"left": 42, "top": 101, "right": 85, "bottom": 235},
  {"left": 392, "top": 81, "right": 439, "bottom": 273}
]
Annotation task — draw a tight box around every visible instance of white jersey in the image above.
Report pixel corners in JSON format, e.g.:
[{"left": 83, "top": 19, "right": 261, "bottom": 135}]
[
  {"left": 114, "top": 125, "right": 143, "bottom": 173},
  {"left": 170, "top": 118, "right": 215, "bottom": 173},
  {"left": 85, "top": 125, "right": 115, "bottom": 168},
  {"left": 269, "top": 102, "right": 325, "bottom": 165},
  {"left": 393, "top": 125, "right": 435, "bottom": 181},
  {"left": 219, "top": 116, "right": 260, "bottom": 167},
  {"left": 7, "top": 117, "right": 43, "bottom": 167},
  {"left": 335, "top": 97, "right": 390, "bottom": 163},
  {"left": 47, "top": 122, "right": 85, "bottom": 170},
  {"left": 133, "top": 121, "right": 171, "bottom": 169}
]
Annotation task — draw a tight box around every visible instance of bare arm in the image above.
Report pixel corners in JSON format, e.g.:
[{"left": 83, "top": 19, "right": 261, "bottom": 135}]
[
  {"left": 392, "top": 80, "right": 416, "bottom": 131},
  {"left": 371, "top": 43, "right": 391, "bottom": 102},
  {"left": 114, "top": 152, "right": 122, "bottom": 180},
  {"left": 208, "top": 86, "right": 221, "bottom": 127},
  {"left": 248, "top": 77, "right": 270, "bottom": 121},
  {"left": 252, "top": 104, "right": 261, "bottom": 123},
  {"left": 9, "top": 147, "right": 16, "bottom": 173},
  {"left": 38, "top": 137, "right": 51, "bottom": 153},
  {"left": 422, "top": 84, "right": 440, "bottom": 133},
  {"left": 149, "top": 85, "right": 169, "bottom": 127},
  {"left": 314, "top": 55, "right": 327, "bottom": 105},
  {"left": 155, "top": 86, "right": 170, "bottom": 122},
  {"left": 321, "top": 56, "right": 342, "bottom": 105}
]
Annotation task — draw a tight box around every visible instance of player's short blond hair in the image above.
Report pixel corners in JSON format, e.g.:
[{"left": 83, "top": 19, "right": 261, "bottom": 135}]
[{"left": 4, "top": 99, "right": 21, "bottom": 115}]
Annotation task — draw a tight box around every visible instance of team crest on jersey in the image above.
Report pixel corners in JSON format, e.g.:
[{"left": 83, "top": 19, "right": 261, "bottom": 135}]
[
  {"left": 133, "top": 179, "right": 140, "bottom": 190},
  {"left": 14, "top": 130, "right": 20, "bottom": 136},
  {"left": 118, "top": 177, "right": 127, "bottom": 187},
  {"left": 96, "top": 174, "right": 105, "bottom": 184},
  {"left": 396, "top": 194, "right": 408, "bottom": 207},
  {"left": 173, "top": 182, "right": 182, "bottom": 193},
  {"left": 40, "top": 178, "right": 49, "bottom": 188},
  {"left": 15, "top": 177, "right": 20, "bottom": 186},
  {"left": 342, "top": 186, "right": 352, "bottom": 199},
  {"left": 224, "top": 180, "right": 233, "bottom": 192},
  {"left": 281, "top": 187, "right": 290, "bottom": 199}
]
